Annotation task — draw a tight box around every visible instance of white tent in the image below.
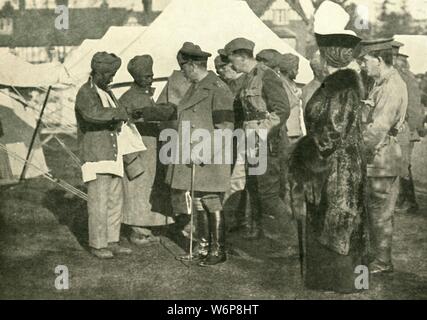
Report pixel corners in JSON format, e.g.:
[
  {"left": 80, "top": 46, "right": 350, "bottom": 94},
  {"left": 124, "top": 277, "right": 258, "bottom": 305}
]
[
  {"left": 113, "top": 0, "right": 313, "bottom": 95},
  {"left": 63, "top": 26, "right": 148, "bottom": 83},
  {"left": 394, "top": 35, "right": 427, "bottom": 75},
  {"left": 63, "top": 39, "right": 99, "bottom": 72},
  {"left": 0, "top": 51, "right": 70, "bottom": 88},
  {"left": 0, "top": 89, "right": 49, "bottom": 185}
]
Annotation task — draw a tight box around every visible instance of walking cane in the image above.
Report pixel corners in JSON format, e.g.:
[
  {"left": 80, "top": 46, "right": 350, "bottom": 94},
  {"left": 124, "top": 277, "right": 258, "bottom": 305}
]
[{"left": 189, "top": 161, "right": 196, "bottom": 261}]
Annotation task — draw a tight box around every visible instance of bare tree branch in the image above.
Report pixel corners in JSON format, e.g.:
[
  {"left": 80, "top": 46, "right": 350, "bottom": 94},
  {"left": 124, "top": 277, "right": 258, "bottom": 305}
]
[{"left": 285, "top": 0, "right": 310, "bottom": 25}]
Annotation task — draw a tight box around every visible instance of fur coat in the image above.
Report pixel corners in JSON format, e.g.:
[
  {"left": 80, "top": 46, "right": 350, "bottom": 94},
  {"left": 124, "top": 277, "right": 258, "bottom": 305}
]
[{"left": 288, "top": 68, "right": 368, "bottom": 256}]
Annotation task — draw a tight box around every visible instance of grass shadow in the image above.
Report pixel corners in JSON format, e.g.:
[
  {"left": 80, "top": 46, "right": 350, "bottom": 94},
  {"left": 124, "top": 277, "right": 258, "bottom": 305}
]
[{"left": 42, "top": 188, "right": 89, "bottom": 250}]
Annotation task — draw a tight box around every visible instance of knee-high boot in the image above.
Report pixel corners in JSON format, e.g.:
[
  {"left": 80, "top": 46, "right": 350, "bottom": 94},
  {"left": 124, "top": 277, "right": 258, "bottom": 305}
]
[
  {"left": 177, "top": 210, "right": 210, "bottom": 261},
  {"left": 199, "top": 211, "right": 227, "bottom": 266}
]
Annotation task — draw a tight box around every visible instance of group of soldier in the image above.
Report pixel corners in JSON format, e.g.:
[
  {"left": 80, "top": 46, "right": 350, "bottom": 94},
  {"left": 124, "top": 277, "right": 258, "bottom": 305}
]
[{"left": 74, "top": 27, "right": 425, "bottom": 288}]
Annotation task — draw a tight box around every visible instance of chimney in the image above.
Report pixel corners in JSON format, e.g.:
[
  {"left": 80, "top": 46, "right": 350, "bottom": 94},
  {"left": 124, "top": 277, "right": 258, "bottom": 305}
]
[
  {"left": 142, "top": 0, "right": 152, "bottom": 15},
  {"left": 19, "top": 0, "right": 25, "bottom": 11}
]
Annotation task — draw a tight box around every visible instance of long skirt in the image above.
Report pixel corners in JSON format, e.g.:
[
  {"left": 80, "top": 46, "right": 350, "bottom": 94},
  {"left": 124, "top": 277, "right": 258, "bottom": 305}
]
[
  {"left": 122, "top": 136, "right": 174, "bottom": 227},
  {"left": 304, "top": 203, "right": 366, "bottom": 293}
]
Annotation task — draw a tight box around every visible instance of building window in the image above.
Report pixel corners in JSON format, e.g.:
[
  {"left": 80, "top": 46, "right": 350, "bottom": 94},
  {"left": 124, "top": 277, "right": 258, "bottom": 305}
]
[
  {"left": 0, "top": 18, "right": 13, "bottom": 35},
  {"left": 273, "top": 9, "right": 286, "bottom": 25}
]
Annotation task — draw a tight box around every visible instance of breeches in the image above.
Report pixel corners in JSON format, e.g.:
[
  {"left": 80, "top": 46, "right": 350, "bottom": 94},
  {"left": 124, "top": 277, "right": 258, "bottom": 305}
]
[{"left": 367, "top": 176, "right": 400, "bottom": 264}]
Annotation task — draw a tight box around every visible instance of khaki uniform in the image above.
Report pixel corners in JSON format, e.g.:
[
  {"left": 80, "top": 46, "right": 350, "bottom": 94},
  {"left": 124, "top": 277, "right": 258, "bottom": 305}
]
[
  {"left": 396, "top": 68, "right": 424, "bottom": 209},
  {"left": 119, "top": 84, "right": 174, "bottom": 228},
  {"left": 238, "top": 63, "right": 290, "bottom": 231},
  {"left": 363, "top": 67, "right": 409, "bottom": 266}
]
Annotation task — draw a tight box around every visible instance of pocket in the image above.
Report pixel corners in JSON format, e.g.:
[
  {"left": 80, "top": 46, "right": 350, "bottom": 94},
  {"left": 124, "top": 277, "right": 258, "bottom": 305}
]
[{"left": 123, "top": 153, "right": 145, "bottom": 181}]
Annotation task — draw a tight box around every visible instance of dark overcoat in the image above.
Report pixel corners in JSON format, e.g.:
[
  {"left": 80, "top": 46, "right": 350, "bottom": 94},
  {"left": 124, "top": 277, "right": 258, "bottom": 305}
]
[{"left": 142, "top": 71, "right": 235, "bottom": 193}]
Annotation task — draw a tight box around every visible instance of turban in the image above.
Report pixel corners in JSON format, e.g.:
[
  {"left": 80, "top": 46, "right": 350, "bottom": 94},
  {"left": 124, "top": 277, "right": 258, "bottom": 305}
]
[
  {"left": 127, "top": 55, "right": 154, "bottom": 79},
  {"left": 319, "top": 46, "right": 354, "bottom": 68},
  {"left": 279, "top": 53, "right": 299, "bottom": 73},
  {"left": 91, "top": 52, "right": 122, "bottom": 74}
]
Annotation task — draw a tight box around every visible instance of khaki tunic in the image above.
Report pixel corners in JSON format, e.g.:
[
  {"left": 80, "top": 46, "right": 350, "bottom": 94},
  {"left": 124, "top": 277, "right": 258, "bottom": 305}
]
[
  {"left": 363, "top": 68, "right": 409, "bottom": 178},
  {"left": 119, "top": 84, "right": 174, "bottom": 226}
]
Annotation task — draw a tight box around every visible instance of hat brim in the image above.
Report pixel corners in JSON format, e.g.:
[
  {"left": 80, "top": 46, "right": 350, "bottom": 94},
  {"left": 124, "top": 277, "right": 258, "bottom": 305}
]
[{"left": 315, "top": 33, "right": 361, "bottom": 49}]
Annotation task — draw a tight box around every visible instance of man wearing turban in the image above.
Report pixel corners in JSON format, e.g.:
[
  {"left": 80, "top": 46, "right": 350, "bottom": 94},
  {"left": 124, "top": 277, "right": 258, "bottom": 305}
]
[
  {"left": 119, "top": 55, "right": 174, "bottom": 246},
  {"left": 75, "top": 52, "right": 134, "bottom": 259}
]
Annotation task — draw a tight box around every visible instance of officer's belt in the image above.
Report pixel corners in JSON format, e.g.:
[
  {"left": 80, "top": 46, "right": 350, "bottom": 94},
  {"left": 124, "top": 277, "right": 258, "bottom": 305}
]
[{"left": 244, "top": 111, "right": 268, "bottom": 121}]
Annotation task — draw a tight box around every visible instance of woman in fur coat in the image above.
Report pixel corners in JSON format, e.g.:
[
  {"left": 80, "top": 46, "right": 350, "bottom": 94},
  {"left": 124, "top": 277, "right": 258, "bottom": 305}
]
[{"left": 288, "top": 31, "right": 369, "bottom": 293}]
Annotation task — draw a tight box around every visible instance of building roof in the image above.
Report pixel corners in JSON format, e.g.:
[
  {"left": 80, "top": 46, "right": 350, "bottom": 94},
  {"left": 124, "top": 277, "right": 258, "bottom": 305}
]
[
  {"left": 244, "top": 0, "right": 275, "bottom": 17},
  {"left": 269, "top": 25, "right": 297, "bottom": 38},
  {"left": 0, "top": 7, "right": 160, "bottom": 47}
]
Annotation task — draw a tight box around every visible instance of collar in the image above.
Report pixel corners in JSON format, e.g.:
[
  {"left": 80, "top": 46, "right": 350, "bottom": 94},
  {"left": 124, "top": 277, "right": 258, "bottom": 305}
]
[
  {"left": 193, "top": 71, "right": 218, "bottom": 90},
  {"left": 131, "top": 82, "right": 155, "bottom": 96},
  {"left": 376, "top": 67, "right": 396, "bottom": 86}
]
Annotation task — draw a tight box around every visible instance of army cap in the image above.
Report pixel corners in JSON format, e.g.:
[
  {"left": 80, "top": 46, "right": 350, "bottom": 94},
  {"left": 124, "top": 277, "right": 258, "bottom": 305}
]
[
  {"left": 214, "top": 55, "right": 228, "bottom": 69},
  {"left": 224, "top": 38, "right": 255, "bottom": 56},
  {"left": 178, "top": 42, "right": 212, "bottom": 63},
  {"left": 391, "top": 40, "right": 404, "bottom": 55},
  {"left": 354, "top": 38, "right": 394, "bottom": 58},
  {"left": 256, "top": 49, "right": 281, "bottom": 68},
  {"left": 397, "top": 52, "right": 409, "bottom": 58},
  {"left": 218, "top": 48, "right": 228, "bottom": 58}
]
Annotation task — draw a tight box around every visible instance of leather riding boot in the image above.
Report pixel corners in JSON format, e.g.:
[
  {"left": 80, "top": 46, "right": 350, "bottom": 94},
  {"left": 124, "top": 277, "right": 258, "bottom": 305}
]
[
  {"left": 243, "top": 191, "right": 262, "bottom": 240},
  {"left": 397, "top": 168, "right": 419, "bottom": 213},
  {"left": 176, "top": 210, "right": 210, "bottom": 262},
  {"left": 406, "top": 166, "right": 419, "bottom": 213},
  {"left": 199, "top": 211, "right": 227, "bottom": 266}
]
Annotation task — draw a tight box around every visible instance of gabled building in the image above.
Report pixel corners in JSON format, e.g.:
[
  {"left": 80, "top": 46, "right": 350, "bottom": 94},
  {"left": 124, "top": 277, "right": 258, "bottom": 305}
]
[
  {"left": 245, "top": 0, "right": 312, "bottom": 56},
  {"left": 0, "top": 0, "right": 161, "bottom": 63}
]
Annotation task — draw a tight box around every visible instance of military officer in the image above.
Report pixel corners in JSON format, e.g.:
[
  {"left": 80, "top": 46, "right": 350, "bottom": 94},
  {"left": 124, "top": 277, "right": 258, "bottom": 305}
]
[
  {"left": 214, "top": 51, "right": 247, "bottom": 232},
  {"left": 224, "top": 38, "right": 291, "bottom": 240},
  {"left": 74, "top": 52, "right": 132, "bottom": 259},
  {"left": 391, "top": 41, "right": 424, "bottom": 214},
  {"left": 358, "top": 38, "right": 409, "bottom": 273},
  {"left": 137, "top": 42, "right": 235, "bottom": 266},
  {"left": 256, "top": 49, "right": 282, "bottom": 74}
]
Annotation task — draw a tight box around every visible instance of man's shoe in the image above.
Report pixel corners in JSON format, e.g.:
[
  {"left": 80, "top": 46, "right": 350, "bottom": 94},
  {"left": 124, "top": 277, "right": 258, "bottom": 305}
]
[
  {"left": 90, "top": 248, "right": 114, "bottom": 259},
  {"left": 176, "top": 253, "right": 207, "bottom": 262},
  {"left": 198, "top": 253, "right": 227, "bottom": 266},
  {"left": 129, "top": 235, "right": 152, "bottom": 246},
  {"left": 369, "top": 260, "right": 394, "bottom": 274},
  {"left": 108, "top": 242, "right": 132, "bottom": 254}
]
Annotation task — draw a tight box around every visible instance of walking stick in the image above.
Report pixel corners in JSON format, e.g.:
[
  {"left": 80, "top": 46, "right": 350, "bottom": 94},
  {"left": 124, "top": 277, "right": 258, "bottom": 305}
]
[
  {"left": 297, "top": 218, "right": 305, "bottom": 279},
  {"left": 189, "top": 162, "right": 196, "bottom": 261}
]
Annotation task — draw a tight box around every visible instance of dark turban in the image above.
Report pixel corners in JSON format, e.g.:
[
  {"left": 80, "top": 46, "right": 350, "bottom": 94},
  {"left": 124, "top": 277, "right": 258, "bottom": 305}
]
[
  {"left": 319, "top": 46, "right": 354, "bottom": 68},
  {"left": 91, "top": 52, "right": 122, "bottom": 74},
  {"left": 127, "top": 55, "right": 153, "bottom": 79},
  {"left": 279, "top": 53, "right": 299, "bottom": 73}
]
